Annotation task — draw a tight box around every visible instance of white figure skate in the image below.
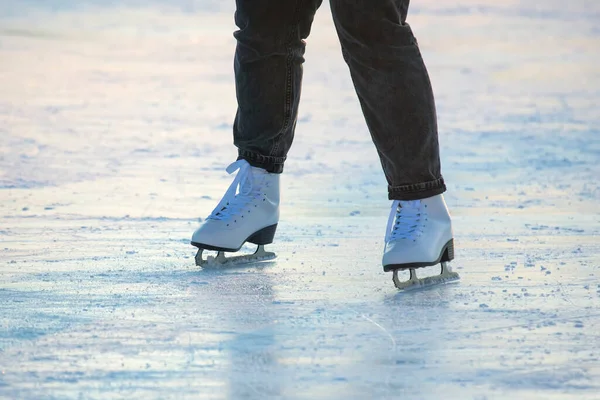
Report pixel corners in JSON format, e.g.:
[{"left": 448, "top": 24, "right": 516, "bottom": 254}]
[
  {"left": 383, "top": 194, "right": 460, "bottom": 290},
  {"left": 191, "top": 159, "right": 280, "bottom": 267}
]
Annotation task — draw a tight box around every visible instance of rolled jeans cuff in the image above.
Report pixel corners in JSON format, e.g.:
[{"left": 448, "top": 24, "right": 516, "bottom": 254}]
[
  {"left": 238, "top": 150, "right": 285, "bottom": 173},
  {"left": 388, "top": 177, "right": 446, "bottom": 200}
]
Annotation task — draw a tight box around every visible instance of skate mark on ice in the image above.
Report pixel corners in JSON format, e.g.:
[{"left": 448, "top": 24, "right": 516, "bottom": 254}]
[{"left": 358, "top": 313, "right": 397, "bottom": 351}]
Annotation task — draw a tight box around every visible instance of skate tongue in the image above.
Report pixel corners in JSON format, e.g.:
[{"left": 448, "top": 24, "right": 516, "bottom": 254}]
[
  {"left": 226, "top": 160, "right": 253, "bottom": 195},
  {"left": 385, "top": 200, "right": 423, "bottom": 242},
  {"left": 208, "top": 160, "right": 254, "bottom": 220},
  {"left": 239, "top": 175, "right": 253, "bottom": 195},
  {"left": 399, "top": 200, "right": 420, "bottom": 209}
]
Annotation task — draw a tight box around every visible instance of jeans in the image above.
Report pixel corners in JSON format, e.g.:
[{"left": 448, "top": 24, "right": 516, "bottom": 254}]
[{"left": 233, "top": 0, "right": 446, "bottom": 200}]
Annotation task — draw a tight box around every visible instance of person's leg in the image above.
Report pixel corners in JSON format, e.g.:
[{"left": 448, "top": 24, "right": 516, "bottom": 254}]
[
  {"left": 329, "top": 0, "right": 445, "bottom": 200},
  {"left": 330, "top": 0, "right": 457, "bottom": 288},
  {"left": 191, "top": 0, "right": 323, "bottom": 263},
  {"left": 233, "top": 0, "right": 323, "bottom": 173}
]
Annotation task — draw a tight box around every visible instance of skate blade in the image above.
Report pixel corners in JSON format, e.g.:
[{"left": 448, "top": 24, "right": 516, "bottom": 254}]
[
  {"left": 195, "top": 245, "right": 276, "bottom": 267},
  {"left": 392, "top": 262, "right": 460, "bottom": 291}
]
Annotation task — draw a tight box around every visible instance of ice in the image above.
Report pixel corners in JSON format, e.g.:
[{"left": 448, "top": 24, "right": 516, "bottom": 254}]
[{"left": 1, "top": 1, "right": 600, "bottom": 399}]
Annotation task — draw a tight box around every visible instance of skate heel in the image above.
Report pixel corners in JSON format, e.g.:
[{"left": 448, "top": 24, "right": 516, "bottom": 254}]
[
  {"left": 441, "top": 239, "right": 454, "bottom": 262},
  {"left": 247, "top": 224, "right": 278, "bottom": 245}
]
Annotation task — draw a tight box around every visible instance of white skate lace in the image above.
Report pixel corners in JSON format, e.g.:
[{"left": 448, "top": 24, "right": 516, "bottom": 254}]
[
  {"left": 385, "top": 200, "right": 425, "bottom": 242},
  {"left": 207, "top": 160, "right": 261, "bottom": 221}
]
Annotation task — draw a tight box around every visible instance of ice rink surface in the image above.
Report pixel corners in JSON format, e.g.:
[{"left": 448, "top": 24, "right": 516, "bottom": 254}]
[{"left": 1, "top": 0, "right": 599, "bottom": 399}]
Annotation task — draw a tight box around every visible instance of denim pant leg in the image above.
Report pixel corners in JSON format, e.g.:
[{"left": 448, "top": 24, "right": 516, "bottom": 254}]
[
  {"left": 330, "top": 0, "right": 447, "bottom": 200},
  {"left": 233, "top": 0, "right": 323, "bottom": 173}
]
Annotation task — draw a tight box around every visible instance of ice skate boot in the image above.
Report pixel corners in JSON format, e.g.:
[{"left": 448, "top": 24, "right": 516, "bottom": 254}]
[
  {"left": 383, "top": 194, "right": 459, "bottom": 290},
  {"left": 191, "top": 159, "right": 279, "bottom": 267}
]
